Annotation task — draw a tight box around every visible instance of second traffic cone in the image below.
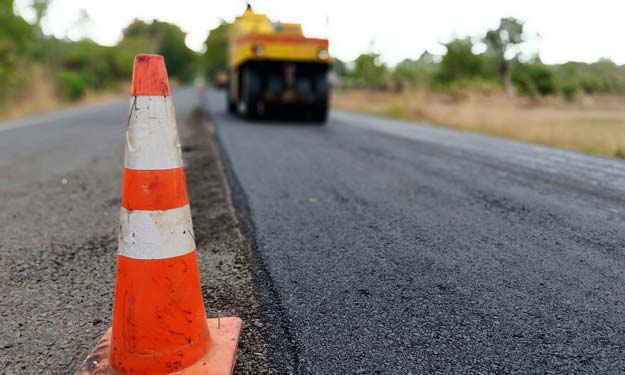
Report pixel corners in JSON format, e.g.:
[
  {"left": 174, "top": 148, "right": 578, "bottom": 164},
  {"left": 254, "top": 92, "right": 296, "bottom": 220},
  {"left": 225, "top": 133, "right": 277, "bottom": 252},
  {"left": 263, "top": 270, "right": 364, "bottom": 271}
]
[{"left": 75, "top": 54, "right": 242, "bottom": 375}]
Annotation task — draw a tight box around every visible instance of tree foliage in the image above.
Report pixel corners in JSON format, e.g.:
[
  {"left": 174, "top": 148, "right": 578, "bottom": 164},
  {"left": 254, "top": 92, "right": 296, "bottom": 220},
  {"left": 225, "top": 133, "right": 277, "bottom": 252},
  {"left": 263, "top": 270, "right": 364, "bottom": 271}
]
[
  {"left": 352, "top": 53, "right": 388, "bottom": 89},
  {"left": 120, "top": 20, "right": 197, "bottom": 83},
  {"left": 437, "top": 37, "right": 486, "bottom": 83},
  {"left": 0, "top": 0, "right": 36, "bottom": 97},
  {"left": 391, "top": 53, "right": 437, "bottom": 89},
  {"left": 511, "top": 62, "right": 557, "bottom": 97},
  {"left": 203, "top": 21, "right": 229, "bottom": 79},
  {"left": 0, "top": 1, "right": 202, "bottom": 104},
  {"left": 483, "top": 17, "right": 525, "bottom": 92},
  {"left": 332, "top": 58, "right": 349, "bottom": 78},
  {"left": 554, "top": 59, "right": 625, "bottom": 95},
  {"left": 331, "top": 16, "right": 625, "bottom": 99},
  {"left": 2, "top": 8, "right": 625, "bottom": 105}
]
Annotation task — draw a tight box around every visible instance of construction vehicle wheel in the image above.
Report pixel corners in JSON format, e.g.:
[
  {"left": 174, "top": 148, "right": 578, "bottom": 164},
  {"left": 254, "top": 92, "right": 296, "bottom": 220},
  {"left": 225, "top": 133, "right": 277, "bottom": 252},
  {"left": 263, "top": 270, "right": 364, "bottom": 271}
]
[
  {"left": 240, "top": 67, "right": 261, "bottom": 119},
  {"left": 227, "top": 96, "right": 237, "bottom": 114},
  {"left": 311, "top": 73, "right": 329, "bottom": 123},
  {"left": 311, "top": 104, "right": 328, "bottom": 123}
]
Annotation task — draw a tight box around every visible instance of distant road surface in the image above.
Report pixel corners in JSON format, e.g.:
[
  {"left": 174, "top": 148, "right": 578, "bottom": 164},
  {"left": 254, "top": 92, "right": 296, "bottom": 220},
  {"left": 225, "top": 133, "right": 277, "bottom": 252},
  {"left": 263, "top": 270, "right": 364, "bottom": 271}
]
[{"left": 207, "top": 88, "right": 625, "bottom": 374}]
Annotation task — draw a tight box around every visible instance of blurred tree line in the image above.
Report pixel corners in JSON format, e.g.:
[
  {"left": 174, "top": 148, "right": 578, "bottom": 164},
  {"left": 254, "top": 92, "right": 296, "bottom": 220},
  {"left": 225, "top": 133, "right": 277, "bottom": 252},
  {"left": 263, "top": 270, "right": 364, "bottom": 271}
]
[
  {"left": 3, "top": 1, "right": 625, "bottom": 106},
  {"left": 1, "top": 0, "right": 37, "bottom": 100},
  {"left": 0, "top": 0, "right": 197, "bottom": 103},
  {"left": 333, "top": 18, "right": 625, "bottom": 99}
]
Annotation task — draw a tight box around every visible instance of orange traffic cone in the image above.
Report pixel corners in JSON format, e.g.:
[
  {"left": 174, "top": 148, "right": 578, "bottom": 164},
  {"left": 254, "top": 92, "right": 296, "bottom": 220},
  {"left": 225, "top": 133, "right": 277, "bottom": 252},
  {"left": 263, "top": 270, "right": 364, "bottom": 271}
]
[{"left": 75, "top": 54, "right": 242, "bottom": 375}]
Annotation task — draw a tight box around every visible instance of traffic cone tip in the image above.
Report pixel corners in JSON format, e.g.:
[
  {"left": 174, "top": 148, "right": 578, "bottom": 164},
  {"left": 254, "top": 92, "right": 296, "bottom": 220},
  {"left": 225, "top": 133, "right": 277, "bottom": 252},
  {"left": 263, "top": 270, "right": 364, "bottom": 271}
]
[{"left": 131, "top": 54, "right": 171, "bottom": 96}]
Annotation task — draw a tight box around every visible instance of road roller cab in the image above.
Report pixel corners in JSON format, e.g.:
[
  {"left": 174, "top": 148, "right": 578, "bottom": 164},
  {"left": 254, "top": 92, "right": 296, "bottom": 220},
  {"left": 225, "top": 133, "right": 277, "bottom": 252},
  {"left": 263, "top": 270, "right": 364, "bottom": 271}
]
[{"left": 227, "top": 5, "right": 331, "bottom": 122}]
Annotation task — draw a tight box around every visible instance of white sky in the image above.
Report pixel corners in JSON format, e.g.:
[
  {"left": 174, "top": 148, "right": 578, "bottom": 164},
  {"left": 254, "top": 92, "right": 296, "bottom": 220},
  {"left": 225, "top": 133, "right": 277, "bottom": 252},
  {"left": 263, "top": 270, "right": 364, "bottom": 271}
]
[{"left": 15, "top": 0, "right": 625, "bottom": 66}]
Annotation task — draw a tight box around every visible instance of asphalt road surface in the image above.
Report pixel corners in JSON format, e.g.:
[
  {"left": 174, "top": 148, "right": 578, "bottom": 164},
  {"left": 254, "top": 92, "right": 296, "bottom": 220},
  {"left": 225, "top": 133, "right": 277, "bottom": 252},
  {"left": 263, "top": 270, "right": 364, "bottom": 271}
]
[
  {"left": 0, "top": 89, "right": 270, "bottom": 374},
  {"left": 3, "top": 86, "right": 625, "bottom": 374},
  {"left": 207, "top": 88, "right": 625, "bottom": 374}
]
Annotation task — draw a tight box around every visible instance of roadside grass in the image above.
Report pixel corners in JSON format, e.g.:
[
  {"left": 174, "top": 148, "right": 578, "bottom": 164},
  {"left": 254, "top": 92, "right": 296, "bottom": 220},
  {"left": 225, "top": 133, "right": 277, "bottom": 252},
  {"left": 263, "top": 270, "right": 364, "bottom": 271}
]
[
  {"left": 1, "top": 90, "right": 129, "bottom": 121},
  {"left": 332, "top": 89, "right": 625, "bottom": 159},
  {"left": 0, "top": 67, "right": 129, "bottom": 121}
]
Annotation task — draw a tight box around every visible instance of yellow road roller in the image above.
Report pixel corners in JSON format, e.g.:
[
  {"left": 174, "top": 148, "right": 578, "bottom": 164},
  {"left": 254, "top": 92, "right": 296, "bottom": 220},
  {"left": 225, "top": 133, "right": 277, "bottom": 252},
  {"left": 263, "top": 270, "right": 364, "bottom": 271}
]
[{"left": 227, "top": 5, "right": 331, "bottom": 122}]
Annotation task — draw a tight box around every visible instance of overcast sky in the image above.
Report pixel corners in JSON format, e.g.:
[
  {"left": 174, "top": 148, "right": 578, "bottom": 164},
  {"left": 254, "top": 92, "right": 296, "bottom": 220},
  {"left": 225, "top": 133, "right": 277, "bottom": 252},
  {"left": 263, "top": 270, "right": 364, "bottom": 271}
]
[{"left": 15, "top": 0, "right": 625, "bottom": 66}]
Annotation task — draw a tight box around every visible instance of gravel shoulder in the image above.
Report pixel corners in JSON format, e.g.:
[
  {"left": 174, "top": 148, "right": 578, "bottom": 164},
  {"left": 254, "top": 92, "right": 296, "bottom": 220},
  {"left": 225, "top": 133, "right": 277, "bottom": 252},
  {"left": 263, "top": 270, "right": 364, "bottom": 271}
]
[{"left": 181, "top": 107, "right": 271, "bottom": 375}]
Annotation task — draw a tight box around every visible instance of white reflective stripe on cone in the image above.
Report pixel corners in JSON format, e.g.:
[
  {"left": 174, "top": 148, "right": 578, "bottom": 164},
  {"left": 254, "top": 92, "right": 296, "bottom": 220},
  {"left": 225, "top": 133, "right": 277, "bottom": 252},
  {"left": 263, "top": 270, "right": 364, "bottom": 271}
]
[
  {"left": 125, "top": 96, "right": 183, "bottom": 171},
  {"left": 118, "top": 204, "right": 195, "bottom": 259}
]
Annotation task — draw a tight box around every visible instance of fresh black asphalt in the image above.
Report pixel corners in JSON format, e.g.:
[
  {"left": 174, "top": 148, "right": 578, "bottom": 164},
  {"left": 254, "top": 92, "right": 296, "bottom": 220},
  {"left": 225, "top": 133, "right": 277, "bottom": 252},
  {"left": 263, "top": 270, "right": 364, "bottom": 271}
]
[{"left": 207, "top": 89, "right": 625, "bottom": 374}]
